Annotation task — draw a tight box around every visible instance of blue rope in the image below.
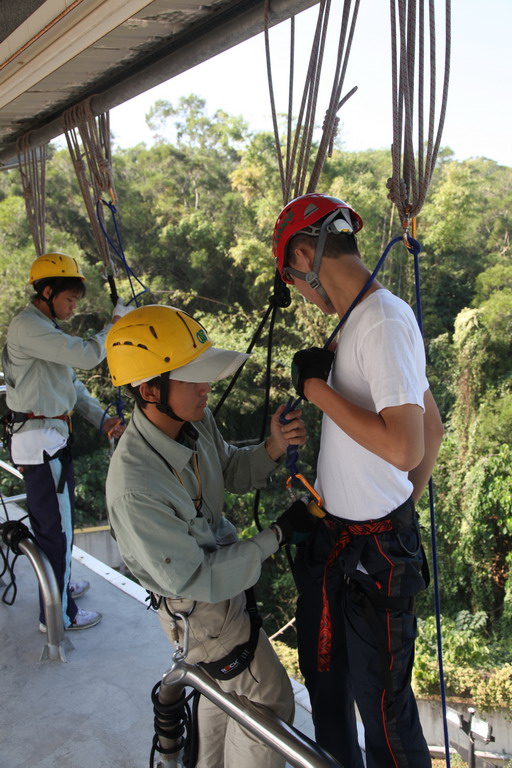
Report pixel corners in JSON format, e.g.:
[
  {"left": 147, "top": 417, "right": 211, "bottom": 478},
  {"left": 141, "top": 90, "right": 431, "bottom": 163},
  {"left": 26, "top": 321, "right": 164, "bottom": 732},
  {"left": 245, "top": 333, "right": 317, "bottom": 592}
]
[
  {"left": 96, "top": 198, "right": 147, "bottom": 433},
  {"left": 411, "top": 241, "right": 451, "bottom": 768},
  {"left": 96, "top": 199, "right": 148, "bottom": 307}
]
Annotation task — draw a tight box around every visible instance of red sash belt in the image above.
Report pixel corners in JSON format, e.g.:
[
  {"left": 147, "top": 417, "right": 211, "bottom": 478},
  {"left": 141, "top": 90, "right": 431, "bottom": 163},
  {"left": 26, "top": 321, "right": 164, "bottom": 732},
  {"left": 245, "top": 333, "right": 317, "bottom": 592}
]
[{"left": 318, "top": 516, "right": 394, "bottom": 672}]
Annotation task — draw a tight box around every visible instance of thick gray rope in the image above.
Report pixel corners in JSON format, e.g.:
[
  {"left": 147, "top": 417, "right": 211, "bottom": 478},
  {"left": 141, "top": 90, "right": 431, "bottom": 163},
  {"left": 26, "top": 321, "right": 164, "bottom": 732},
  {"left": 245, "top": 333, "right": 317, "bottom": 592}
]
[
  {"left": 308, "top": 0, "right": 360, "bottom": 193},
  {"left": 16, "top": 133, "right": 47, "bottom": 256},
  {"left": 264, "top": 0, "right": 359, "bottom": 205},
  {"left": 61, "top": 98, "right": 117, "bottom": 273},
  {"left": 387, "top": 0, "right": 451, "bottom": 228}
]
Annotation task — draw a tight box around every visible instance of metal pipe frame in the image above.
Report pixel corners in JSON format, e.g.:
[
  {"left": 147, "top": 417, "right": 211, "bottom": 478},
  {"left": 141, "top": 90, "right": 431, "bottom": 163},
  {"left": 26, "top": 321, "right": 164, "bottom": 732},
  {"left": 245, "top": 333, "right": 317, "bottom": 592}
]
[
  {"left": 1, "top": 524, "right": 71, "bottom": 661},
  {"left": 161, "top": 658, "right": 343, "bottom": 768}
]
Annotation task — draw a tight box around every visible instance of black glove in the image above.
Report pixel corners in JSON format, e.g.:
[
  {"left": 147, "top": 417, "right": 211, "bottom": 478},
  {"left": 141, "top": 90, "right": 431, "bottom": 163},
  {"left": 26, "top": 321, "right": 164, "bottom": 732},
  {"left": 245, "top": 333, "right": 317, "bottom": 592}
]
[
  {"left": 291, "top": 347, "right": 335, "bottom": 400},
  {"left": 272, "top": 499, "right": 318, "bottom": 546}
]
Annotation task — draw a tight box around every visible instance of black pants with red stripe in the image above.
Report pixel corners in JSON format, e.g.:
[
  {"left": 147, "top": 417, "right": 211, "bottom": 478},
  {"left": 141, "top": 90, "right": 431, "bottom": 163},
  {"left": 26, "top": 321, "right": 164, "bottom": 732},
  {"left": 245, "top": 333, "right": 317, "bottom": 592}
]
[
  {"left": 23, "top": 452, "right": 78, "bottom": 627},
  {"left": 293, "top": 501, "right": 431, "bottom": 768}
]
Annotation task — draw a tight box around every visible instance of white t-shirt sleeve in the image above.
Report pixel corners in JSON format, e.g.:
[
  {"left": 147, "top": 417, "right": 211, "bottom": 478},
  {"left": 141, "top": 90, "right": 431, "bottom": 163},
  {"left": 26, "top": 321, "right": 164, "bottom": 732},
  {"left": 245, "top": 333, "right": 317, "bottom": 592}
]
[{"left": 358, "top": 317, "right": 428, "bottom": 413}]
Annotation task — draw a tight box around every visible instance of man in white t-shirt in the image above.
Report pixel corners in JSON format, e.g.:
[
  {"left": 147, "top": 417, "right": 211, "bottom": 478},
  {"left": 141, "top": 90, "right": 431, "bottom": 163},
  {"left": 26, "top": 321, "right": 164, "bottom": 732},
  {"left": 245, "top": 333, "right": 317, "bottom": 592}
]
[{"left": 272, "top": 194, "right": 444, "bottom": 768}]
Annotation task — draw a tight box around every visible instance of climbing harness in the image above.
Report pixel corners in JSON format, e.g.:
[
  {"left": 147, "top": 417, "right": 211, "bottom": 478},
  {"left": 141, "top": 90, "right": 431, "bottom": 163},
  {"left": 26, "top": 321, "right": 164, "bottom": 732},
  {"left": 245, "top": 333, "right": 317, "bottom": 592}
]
[{"left": 148, "top": 588, "right": 261, "bottom": 768}]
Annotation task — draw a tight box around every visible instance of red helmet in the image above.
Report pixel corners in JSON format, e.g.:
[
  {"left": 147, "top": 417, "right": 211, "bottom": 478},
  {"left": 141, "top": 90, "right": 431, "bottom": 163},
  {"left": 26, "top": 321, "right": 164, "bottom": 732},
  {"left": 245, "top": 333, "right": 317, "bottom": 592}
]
[{"left": 272, "top": 193, "right": 363, "bottom": 284}]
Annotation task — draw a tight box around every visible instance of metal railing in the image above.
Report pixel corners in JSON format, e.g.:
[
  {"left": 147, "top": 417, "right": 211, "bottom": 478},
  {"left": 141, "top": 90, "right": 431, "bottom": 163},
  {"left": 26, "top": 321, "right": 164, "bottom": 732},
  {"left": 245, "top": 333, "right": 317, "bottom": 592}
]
[
  {"left": 1, "top": 520, "right": 72, "bottom": 661},
  {"left": 160, "top": 659, "right": 342, "bottom": 768},
  {"left": 152, "top": 613, "right": 343, "bottom": 768}
]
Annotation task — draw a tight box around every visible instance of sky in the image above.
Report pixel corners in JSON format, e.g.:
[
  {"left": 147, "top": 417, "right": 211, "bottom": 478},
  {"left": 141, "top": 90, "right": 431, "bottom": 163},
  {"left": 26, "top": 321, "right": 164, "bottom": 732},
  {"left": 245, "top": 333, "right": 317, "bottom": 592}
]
[{"left": 107, "top": 0, "right": 512, "bottom": 168}]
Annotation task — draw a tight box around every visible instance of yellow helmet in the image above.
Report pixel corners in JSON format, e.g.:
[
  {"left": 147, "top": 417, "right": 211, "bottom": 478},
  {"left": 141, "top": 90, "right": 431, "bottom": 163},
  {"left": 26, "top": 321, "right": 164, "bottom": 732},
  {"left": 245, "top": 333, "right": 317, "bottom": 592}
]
[
  {"left": 28, "top": 252, "right": 85, "bottom": 284},
  {"left": 106, "top": 305, "right": 213, "bottom": 387}
]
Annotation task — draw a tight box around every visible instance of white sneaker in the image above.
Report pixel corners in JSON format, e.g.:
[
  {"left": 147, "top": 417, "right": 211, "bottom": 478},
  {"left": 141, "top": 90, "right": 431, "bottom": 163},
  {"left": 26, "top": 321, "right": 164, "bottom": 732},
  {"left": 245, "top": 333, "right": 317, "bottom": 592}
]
[
  {"left": 67, "top": 608, "right": 102, "bottom": 631},
  {"left": 70, "top": 580, "right": 90, "bottom": 599},
  {"left": 39, "top": 608, "right": 102, "bottom": 633}
]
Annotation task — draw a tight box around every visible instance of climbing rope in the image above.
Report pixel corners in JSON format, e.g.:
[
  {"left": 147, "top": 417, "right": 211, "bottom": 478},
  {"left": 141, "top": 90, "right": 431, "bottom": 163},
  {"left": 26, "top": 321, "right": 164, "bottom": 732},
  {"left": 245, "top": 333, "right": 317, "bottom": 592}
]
[
  {"left": 217, "top": 0, "right": 364, "bottom": 511},
  {"left": 264, "top": 0, "right": 360, "bottom": 205},
  {"left": 61, "top": 97, "right": 149, "bottom": 433},
  {"left": 61, "top": 98, "right": 117, "bottom": 278},
  {"left": 387, "top": 0, "right": 451, "bottom": 236},
  {"left": 385, "top": 3, "right": 452, "bottom": 763},
  {"left": 16, "top": 133, "right": 47, "bottom": 256},
  {"left": 96, "top": 199, "right": 147, "bottom": 308},
  {"left": 0, "top": 498, "right": 31, "bottom": 606}
]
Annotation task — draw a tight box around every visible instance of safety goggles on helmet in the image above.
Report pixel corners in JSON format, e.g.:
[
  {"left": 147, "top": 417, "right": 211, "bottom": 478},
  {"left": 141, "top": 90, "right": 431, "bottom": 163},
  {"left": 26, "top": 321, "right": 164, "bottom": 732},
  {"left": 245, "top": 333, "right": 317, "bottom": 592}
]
[
  {"left": 106, "top": 305, "right": 249, "bottom": 387},
  {"left": 28, "top": 252, "right": 85, "bottom": 284},
  {"left": 272, "top": 193, "right": 363, "bottom": 285}
]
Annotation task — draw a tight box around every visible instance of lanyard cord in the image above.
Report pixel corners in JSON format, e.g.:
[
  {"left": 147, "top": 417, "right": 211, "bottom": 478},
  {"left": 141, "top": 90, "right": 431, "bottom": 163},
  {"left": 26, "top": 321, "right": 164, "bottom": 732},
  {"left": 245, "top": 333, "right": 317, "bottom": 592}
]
[{"left": 133, "top": 422, "right": 203, "bottom": 513}]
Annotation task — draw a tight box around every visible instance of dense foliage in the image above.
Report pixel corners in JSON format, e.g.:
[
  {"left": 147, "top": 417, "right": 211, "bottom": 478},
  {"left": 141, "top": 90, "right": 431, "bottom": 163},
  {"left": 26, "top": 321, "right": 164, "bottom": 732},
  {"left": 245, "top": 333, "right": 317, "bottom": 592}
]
[{"left": 1, "top": 95, "right": 511, "bottom": 709}]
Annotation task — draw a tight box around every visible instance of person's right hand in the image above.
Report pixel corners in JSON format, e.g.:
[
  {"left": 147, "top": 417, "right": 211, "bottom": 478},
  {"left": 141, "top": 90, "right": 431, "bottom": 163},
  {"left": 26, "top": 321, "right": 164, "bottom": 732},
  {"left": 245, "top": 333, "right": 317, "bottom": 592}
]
[
  {"left": 272, "top": 499, "right": 318, "bottom": 546},
  {"left": 112, "top": 298, "right": 132, "bottom": 323}
]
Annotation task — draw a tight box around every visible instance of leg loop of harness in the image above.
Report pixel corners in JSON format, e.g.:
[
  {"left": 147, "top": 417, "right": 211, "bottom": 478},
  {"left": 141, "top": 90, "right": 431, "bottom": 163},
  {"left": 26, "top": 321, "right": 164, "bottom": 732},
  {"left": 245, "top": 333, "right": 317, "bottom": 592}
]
[{"left": 198, "top": 587, "right": 262, "bottom": 681}]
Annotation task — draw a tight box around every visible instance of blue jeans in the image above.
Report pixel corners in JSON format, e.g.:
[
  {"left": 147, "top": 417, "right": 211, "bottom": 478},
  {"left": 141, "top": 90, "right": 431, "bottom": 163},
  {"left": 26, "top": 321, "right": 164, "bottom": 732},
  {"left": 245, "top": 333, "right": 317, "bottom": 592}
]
[{"left": 23, "top": 450, "right": 78, "bottom": 627}]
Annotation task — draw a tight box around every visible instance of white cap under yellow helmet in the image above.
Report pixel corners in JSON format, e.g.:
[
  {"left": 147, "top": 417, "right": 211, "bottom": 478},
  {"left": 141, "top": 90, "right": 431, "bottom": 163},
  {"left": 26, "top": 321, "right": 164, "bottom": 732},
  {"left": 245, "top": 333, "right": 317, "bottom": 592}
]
[{"left": 106, "top": 305, "right": 249, "bottom": 387}]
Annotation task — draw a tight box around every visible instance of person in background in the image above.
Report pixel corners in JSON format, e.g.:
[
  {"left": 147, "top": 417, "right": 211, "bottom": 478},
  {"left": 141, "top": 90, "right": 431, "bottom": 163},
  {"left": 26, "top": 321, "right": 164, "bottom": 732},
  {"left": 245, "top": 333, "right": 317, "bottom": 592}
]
[
  {"left": 2, "top": 252, "right": 128, "bottom": 632},
  {"left": 272, "top": 193, "right": 444, "bottom": 768},
  {"left": 105, "top": 304, "right": 316, "bottom": 768}
]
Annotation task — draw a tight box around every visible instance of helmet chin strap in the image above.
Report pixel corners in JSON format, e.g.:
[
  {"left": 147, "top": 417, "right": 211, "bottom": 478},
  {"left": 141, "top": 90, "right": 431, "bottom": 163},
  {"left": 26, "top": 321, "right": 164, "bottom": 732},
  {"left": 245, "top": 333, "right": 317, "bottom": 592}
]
[
  {"left": 156, "top": 374, "right": 186, "bottom": 423},
  {"left": 285, "top": 209, "right": 347, "bottom": 310},
  {"left": 138, "top": 374, "right": 186, "bottom": 422},
  {"left": 37, "top": 289, "right": 57, "bottom": 318}
]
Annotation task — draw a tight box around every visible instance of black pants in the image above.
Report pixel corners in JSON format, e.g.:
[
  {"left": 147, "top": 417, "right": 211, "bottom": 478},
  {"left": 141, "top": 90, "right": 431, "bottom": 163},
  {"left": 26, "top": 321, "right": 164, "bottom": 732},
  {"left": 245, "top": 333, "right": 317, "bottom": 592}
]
[
  {"left": 23, "top": 451, "right": 78, "bottom": 626},
  {"left": 293, "top": 502, "right": 431, "bottom": 768}
]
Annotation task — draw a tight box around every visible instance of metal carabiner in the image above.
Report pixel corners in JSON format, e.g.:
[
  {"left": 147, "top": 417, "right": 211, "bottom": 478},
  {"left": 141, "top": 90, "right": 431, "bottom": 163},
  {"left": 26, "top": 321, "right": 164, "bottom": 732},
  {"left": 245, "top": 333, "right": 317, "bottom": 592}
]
[
  {"left": 402, "top": 213, "right": 417, "bottom": 249},
  {"left": 285, "top": 473, "right": 326, "bottom": 515},
  {"left": 171, "top": 612, "right": 190, "bottom": 662}
]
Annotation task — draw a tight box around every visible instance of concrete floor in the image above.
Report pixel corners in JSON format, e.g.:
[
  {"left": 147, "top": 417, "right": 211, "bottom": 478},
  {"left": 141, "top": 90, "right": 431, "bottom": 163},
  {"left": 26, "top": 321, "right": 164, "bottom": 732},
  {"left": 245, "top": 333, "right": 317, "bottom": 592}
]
[{"left": 0, "top": 529, "right": 327, "bottom": 768}]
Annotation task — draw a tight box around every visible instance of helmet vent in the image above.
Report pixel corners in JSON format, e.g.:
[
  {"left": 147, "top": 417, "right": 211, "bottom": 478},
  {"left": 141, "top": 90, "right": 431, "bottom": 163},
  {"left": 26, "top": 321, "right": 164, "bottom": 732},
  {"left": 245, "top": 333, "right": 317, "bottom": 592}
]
[
  {"left": 149, "top": 325, "right": 158, "bottom": 339},
  {"left": 177, "top": 312, "right": 197, "bottom": 347},
  {"left": 304, "top": 203, "right": 320, "bottom": 218},
  {"left": 137, "top": 344, "right": 148, "bottom": 349}
]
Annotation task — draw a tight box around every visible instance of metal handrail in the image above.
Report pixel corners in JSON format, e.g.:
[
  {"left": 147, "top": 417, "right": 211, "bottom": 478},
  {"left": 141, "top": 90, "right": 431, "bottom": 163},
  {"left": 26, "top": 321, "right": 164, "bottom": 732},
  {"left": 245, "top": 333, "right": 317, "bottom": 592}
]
[
  {"left": 160, "top": 657, "right": 343, "bottom": 768},
  {"left": 0, "top": 521, "right": 72, "bottom": 662}
]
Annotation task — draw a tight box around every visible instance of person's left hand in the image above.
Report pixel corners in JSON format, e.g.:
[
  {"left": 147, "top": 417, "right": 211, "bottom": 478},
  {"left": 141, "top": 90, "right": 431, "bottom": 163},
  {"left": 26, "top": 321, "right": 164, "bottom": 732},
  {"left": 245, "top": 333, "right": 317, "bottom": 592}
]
[
  {"left": 265, "top": 405, "right": 306, "bottom": 461},
  {"left": 102, "top": 416, "right": 125, "bottom": 439}
]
